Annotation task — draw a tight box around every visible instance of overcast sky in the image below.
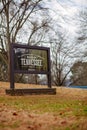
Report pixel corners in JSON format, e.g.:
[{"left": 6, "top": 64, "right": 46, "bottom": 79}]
[
  {"left": 44, "top": 0, "right": 80, "bottom": 36},
  {"left": 58, "top": 0, "right": 87, "bottom": 7},
  {"left": 17, "top": 0, "right": 87, "bottom": 43},
  {"left": 47, "top": 0, "right": 87, "bottom": 36}
]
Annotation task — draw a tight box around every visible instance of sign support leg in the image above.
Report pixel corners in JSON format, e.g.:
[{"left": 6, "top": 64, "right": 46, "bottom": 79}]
[{"left": 48, "top": 73, "right": 51, "bottom": 88}]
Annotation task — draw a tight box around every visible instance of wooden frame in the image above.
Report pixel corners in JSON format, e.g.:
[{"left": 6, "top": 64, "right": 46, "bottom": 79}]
[{"left": 10, "top": 43, "right": 51, "bottom": 89}]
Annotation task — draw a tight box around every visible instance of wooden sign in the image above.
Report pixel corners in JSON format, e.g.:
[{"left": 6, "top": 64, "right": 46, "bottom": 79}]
[{"left": 10, "top": 43, "right": 51, "bottom": 89}]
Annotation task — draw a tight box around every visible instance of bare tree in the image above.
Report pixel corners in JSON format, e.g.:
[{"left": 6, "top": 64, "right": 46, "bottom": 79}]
[
  {"left": 0, "top": 0, "right": 49, "bottom": 81},
  {"left": 69, "top": 9, "right": 87, "bottom": 86},
  {"left": 49, "top": 27, "right": 85, "bottom": 86}
]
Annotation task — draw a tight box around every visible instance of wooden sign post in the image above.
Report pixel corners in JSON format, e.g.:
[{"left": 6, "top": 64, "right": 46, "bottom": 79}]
[{"left": 6, "top": 43, "right": 56, "bottom": 95}]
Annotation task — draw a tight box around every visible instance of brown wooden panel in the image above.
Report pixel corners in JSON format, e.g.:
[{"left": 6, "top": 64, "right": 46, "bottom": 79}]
[{"left": 6, "top": 88, "right": 56, "bottom": 96}]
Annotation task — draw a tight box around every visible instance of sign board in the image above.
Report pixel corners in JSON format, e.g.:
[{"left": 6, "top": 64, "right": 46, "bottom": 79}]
[
  {"left": 14, "top": 48, "right": 48, "bottom": 72},
  {"left": 10, "top": 43, "right": 51, "bottom": 89}
]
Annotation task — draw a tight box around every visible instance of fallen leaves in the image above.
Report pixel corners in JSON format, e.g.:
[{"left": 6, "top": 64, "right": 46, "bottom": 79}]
[{"left": 0, "top": 82, "right": 87, "bottom": 130}]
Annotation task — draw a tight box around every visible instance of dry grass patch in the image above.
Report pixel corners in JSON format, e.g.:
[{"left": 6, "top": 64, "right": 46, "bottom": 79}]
[{"left": 0, "top": 82, "right": 87, "bottom": 130}]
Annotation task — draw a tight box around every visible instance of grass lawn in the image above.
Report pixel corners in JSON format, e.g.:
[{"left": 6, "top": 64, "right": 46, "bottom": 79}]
[{"left": 0, "top": 82, "right": 87, "bottom": 130}]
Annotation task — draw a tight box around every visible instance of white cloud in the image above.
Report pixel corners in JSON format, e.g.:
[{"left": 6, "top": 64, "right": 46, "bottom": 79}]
[
  {"left": 43, "top": 0, "right": 79, "bottom": 36},
  {"left": 73, "top": 0, "right": 87, "bottom": 5}
]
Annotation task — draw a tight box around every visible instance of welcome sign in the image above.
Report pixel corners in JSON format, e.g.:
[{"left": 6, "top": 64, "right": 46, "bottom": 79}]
[
  {"left": 21, "top": 54, "right": 43, "bottom": 67},
  {"left": 10, "top": 43, "right": 51, "bottom": 89},
  {"left": 14, "top": 48, "right": 48, "bottom": 72}
]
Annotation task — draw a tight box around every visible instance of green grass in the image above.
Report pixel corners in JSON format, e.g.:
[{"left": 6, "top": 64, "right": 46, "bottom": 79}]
[
  {"left": 0, "top": 121, "right": 20, "bottom": 129},
  {"left": 0, "top": 95, "right": 87, "bottom": 116},
  {"left": 0, "top": 94, "right": 87, "bottom": 130}
]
